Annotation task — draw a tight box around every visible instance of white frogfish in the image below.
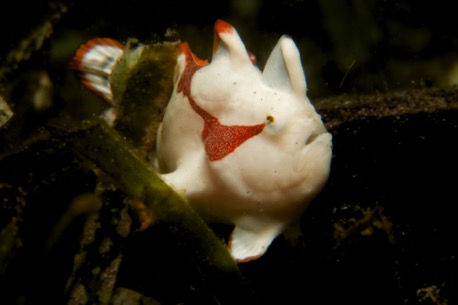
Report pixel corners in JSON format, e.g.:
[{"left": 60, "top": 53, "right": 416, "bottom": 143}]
[{"left": 71, "top": 20, "right": 332, "bottom": 262}]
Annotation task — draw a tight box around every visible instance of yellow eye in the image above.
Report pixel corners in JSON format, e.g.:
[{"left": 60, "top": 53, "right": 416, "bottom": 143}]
[{"left": 266, "top": 115, "right": 274, "bottom": 124}]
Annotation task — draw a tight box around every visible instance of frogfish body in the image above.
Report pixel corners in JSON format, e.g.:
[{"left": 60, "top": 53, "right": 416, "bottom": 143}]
[{"left": 71, "top": 20, "right": 332, "bottom": 262}]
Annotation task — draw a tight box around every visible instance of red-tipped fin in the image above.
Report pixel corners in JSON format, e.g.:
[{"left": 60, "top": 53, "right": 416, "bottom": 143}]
[
  {"left": 211, "top": 20, "right": 251, "bottom": 65},
  {"left": 70, "top": 38, "right": 125, "bottom": 104},
  {"left": 212, "top": 19, "right": 233, "bottom": 55}
]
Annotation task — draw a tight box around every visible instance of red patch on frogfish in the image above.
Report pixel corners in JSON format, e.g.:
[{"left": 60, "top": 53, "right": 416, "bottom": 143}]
[
  {"left": 214, "top": 19, "right": 234, "bottom": 34},
  {"left": 177, "top": 42, "right": 266, "bottom": 161}
]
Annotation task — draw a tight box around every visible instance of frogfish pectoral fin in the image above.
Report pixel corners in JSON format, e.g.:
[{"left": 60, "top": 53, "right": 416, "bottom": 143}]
[{"left": 228, "top": 224, "right": 283, "bottom": 263}]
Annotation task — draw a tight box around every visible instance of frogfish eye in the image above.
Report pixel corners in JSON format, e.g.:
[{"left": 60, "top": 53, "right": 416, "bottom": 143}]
[{"left": 266, "top": 115, "right": 274, "bottom": 124}]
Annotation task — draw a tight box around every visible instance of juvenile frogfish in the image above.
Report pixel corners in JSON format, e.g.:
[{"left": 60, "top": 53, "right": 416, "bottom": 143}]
[{"left": 71, "top": 20, "right": 332, "bottom": 262}]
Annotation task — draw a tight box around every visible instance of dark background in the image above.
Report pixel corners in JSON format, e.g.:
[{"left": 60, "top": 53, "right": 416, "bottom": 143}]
[
  {"left": 1, "top": 1, "right": 457, "bottom": 304},
  {"left": 2, "top": 0, "right": 458, "bottom": 97}
]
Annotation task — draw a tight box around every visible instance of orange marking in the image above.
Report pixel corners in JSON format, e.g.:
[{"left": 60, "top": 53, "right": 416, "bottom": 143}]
[
  {"left": 177, "top": 41, "right": 265, "bottom": 161},
  {"left": 213, "top": 20, "right": 234, "bottom": 55},
  {"left": 214, "top": 19, "right": 234, "bottom": 34},
  {"left": 179, "top": 42, "right": 208, "bottom": 67}
]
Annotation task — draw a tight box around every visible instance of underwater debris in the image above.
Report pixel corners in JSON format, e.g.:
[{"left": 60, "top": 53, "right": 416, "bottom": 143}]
[
  {"left": 0, "top": 96, "right": 13, "bottom": 128},
  {"left": 0, "top": 2, "right": 67, "bottom": 80},
  {"left": 417, "top": 284, "right": 448, "bottom": 305}
]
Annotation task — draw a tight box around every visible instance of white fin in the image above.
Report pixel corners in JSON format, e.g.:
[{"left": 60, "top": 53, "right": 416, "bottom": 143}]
[
  {"left": 70, "top": 38, "right": 125, "bottom": 103},
  {"left": 211, "top": 20, "right": 251, "bottom": 66},
  {"left": 262, "top": 35, "right": 307, "bottom": 97},
  {"left": 228, "top": 224, "right": 283, "bottom": 262}
]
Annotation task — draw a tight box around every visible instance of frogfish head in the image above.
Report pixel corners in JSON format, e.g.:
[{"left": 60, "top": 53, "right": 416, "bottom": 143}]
[{"left": 157, "top": 20, "right": 332, "bottom": 261}]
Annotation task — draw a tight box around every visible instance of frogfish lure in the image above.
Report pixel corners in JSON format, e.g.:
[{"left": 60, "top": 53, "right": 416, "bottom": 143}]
[{"left": 71, "top": 20, "right": 332, "bottom": 262}]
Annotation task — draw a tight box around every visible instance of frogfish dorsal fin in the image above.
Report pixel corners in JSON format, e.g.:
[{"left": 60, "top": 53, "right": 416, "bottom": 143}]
[
  {"left": 262, "top": 36, "right": 307, "bottom": 97},
  {"left": 70, "top": 38, "right": 125, "bottom": 103},
  {"left": 212, "top": 20, "right": 252, "bottom": 66}
]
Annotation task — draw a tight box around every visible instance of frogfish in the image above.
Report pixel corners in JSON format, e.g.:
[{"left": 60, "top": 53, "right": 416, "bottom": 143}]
[{"left": 71, "top": 20, "right": 332, "bottom": 262}]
